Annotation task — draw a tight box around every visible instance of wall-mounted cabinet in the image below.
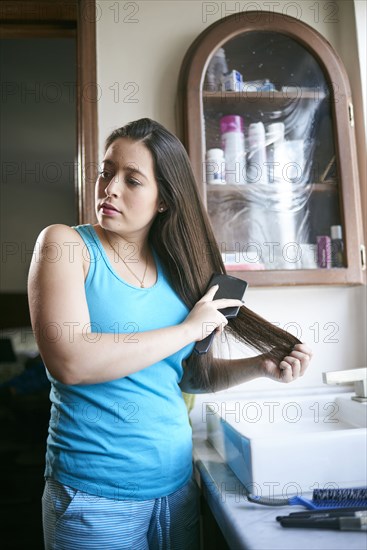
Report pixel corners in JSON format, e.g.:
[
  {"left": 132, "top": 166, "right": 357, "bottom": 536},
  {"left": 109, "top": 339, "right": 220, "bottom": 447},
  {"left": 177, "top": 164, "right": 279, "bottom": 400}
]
[{"left": 178, "top": 12, "right": 365, "bottom": 286}]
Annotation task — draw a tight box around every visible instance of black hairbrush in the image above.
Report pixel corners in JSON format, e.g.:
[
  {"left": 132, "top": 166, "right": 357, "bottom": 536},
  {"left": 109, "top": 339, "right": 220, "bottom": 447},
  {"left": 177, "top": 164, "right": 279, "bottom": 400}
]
[{"left": 194, "top": 273, "right": 248, "bottom": 355}]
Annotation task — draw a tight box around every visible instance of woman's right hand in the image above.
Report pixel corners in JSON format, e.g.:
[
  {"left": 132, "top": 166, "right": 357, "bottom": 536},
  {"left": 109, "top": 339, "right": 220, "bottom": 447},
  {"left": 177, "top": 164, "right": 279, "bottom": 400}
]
[{"left": 182, "top": 284, "right": 243, "bottom": 342}]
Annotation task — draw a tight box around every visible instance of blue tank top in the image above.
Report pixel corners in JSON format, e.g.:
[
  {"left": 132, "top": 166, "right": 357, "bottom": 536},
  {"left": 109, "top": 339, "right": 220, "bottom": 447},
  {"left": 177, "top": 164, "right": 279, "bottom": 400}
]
[{"left": 44, "top": 224, "right": 195, "bottom": 500}]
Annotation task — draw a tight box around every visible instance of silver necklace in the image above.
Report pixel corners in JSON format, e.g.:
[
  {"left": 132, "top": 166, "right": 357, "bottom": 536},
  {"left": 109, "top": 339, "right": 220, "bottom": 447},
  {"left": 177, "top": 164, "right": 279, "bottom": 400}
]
[{"left": 103, "top": 229, "right": 149, "bottom": 288}]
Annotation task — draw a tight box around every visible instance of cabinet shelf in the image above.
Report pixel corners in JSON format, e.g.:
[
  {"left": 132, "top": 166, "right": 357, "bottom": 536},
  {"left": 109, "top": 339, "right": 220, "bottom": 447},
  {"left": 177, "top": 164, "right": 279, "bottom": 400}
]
[
  {"left": 203, "top": 90, "right": 326, "bottom": 101},
  {"left": 206, "top": 183, "right": 337, "bottom": 196},
  {"left": 178, "top": 11, "right": 365, "bottom": 285}
]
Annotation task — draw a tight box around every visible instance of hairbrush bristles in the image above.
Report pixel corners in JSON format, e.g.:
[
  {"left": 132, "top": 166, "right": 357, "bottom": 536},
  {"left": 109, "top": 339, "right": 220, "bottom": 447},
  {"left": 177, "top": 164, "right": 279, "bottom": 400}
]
[
  {"left": 246, "top": 487, "right": 367, "bottom": 510},
  {"left": 312, "top": 487, "right": 367, "bottom": 507}
]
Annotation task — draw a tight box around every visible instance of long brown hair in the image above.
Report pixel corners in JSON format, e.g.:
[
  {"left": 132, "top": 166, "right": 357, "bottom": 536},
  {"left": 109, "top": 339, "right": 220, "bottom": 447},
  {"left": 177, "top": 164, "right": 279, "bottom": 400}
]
[{"left": 105, "top": 118, "right": 301, "bottom": 390}]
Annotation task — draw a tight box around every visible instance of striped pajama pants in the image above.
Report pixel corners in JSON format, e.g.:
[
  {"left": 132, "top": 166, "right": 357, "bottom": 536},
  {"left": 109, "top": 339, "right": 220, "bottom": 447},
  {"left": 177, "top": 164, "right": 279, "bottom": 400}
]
[{"left": 42, "top": 477, "right": 200, "bottom": 549}]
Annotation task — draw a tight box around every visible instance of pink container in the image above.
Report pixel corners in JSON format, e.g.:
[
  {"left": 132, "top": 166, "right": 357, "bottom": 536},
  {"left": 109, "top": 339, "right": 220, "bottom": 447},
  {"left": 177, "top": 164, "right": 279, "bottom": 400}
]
[{"left": 220, "top": 115, "right": 244, "bottom": 134}]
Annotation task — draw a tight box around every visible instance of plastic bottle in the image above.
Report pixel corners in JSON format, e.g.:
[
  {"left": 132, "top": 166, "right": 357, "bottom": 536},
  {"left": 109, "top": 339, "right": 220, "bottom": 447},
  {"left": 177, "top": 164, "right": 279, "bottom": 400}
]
[
  {"left": 205, "top": 47, "right": 228, "bottom": 91},
  {"left": 220, "top": 115, "right": 246, "bottom": 185},
  {"left": 317, "top": 236, "right": 332, "bottom": 268},
  {"left": 205, "top": 149, "right": 226, "bottom": 184},
  {"left": 330, "top": 225, "right": 344, "bottom": 267},
  {"left": 284, "top": 140, "right": 305, "bottom": 183},
  {"left": 247, "top": 122, "right": 268, "bottom": 184},
  {"left": 266, "top": 122, "right": 285, "bottom": 183}
]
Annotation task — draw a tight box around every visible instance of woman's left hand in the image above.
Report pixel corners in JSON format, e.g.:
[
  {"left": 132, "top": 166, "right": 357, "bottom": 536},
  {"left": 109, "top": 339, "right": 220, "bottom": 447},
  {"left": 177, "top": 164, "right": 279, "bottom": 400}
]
[{"left": 261, "top": 343, "right": 313, "bottom": 383}]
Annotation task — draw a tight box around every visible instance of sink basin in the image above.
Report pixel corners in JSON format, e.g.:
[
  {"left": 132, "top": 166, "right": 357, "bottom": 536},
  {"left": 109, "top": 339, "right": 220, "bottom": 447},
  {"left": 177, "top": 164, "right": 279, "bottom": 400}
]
[{"left": 206, "top": 390, "right": 367, "bottom": 497}]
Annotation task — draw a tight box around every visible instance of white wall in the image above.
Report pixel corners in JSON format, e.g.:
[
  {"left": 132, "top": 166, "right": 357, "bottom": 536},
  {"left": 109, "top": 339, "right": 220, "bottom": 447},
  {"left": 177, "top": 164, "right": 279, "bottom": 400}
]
[{"left": 96, "top": 0, "right": 367, "bottom": 394}]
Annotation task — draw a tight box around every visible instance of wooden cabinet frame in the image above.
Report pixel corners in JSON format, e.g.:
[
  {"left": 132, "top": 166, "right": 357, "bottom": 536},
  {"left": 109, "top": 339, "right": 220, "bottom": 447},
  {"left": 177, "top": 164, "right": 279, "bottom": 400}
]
[{"left": 178, "top": 11, "right": 365, "bottom": 286}]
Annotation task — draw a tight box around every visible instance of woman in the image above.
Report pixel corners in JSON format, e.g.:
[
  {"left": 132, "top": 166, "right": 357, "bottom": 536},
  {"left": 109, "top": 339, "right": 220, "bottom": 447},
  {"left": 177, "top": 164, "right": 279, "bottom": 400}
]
[{"left": 28, "top": 118, "right": 311, "bottom": 549}]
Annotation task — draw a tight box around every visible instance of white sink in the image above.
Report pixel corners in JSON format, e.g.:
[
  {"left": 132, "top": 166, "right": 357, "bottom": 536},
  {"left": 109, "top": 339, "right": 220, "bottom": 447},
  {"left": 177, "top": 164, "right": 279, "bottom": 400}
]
[{"left": 206, "top": 390, "right": 367, "bottom": 497}]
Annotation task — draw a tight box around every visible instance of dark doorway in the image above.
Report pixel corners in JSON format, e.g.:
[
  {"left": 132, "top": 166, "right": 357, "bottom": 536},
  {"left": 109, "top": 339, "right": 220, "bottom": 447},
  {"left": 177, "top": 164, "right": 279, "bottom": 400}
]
[
  {"left": 0, "top": 2, "right": 97, "bottom": 548},
  {"left": 1, "top": 37, "right": 78, "bottom": 291}
]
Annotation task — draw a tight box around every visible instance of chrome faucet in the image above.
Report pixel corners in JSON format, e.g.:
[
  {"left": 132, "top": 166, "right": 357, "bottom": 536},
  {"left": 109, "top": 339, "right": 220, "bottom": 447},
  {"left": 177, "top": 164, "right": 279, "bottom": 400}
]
[{"left": 322, "top": 367, "right": 367, "bottom": 402}]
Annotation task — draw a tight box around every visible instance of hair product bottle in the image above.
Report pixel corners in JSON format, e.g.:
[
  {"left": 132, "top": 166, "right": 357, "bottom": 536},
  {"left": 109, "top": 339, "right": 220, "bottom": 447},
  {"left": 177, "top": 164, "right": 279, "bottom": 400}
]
[
  {"left": 205, "top": 148, "right": 226, "bottom": 184},
  {"left": 247, "top": 122, "right": 268, "bottom": 185},
  {"left": 205, "top": 47, "right": 228, "bottom": 91},
  {"left": 330, "top": 225, "right": 344, "bottom": 267},
  {"left": 266, "top": 122, "right": 285, "bottom": 183},
  {"left": 220, "top": 115, "right": 246, "bottom": 185}
]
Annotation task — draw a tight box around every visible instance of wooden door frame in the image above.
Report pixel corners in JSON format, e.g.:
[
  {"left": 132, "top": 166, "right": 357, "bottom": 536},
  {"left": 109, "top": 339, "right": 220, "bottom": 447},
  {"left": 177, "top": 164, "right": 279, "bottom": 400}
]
[
  {"left": 0, "top": 0, "right": 98, "bottom": 224},
  {"left": 75, "top": 0, "right": 98, "bottom": 224}
]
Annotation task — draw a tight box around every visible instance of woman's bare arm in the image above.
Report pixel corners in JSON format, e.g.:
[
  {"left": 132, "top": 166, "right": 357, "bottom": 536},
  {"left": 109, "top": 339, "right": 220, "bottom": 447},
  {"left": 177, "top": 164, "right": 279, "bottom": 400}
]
[
  {"left": 28, "top": 224, "right": 242, "bottom": 385},
  {"left": 179, "top": 343, "right": 312, "bottom": 393}
]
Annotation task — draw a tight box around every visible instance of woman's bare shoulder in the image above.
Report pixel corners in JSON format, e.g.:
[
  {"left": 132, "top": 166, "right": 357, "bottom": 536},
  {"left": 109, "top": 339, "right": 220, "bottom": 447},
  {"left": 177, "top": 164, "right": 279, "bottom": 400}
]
[
  {"left": 36, "top": 223, "right": 85, "bottom": 245},
  {"left": 33, "top": 224, "right": 90, "bottom": 274}
]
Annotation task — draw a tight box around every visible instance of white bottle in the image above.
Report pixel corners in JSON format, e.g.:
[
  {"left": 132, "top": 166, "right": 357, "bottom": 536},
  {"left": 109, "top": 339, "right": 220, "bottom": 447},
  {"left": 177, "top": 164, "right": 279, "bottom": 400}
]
[
  {"left": 206, "top": 47, "right": 228, "bottom": 91},
  {"left": 284, "top": 140, "right": 305, "bottom": 183},
  {"left": 205, "top": 149, "right": 226, "bottom": 184},
  {"left": 247, "top": 122, "right": 268, "bottom": 184},
  {"left": 220, "top": 115, "right": 246, "bottom": 185},
  {"left": 266, "top": 122, "right": 285, "bottom": 183}
]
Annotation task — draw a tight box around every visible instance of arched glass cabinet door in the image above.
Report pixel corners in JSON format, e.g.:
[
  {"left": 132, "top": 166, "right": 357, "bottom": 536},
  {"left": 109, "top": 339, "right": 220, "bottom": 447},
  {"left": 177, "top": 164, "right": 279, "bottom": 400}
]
[{"left": 178, "top": 12, "right": 365, "bottom": 286}]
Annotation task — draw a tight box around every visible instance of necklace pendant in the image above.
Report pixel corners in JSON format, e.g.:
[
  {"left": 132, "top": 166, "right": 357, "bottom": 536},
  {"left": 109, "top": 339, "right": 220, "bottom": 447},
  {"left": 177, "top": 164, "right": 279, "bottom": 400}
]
[{"left": 103, "top": 229, "right": 148, "bottom": 289}]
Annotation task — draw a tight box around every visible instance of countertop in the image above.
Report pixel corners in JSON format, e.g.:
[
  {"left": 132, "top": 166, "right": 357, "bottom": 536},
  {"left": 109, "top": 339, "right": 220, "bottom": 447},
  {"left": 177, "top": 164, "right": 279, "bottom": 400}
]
[{"left": 192, "top": 415, "right": 367, "bottom": 550}]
